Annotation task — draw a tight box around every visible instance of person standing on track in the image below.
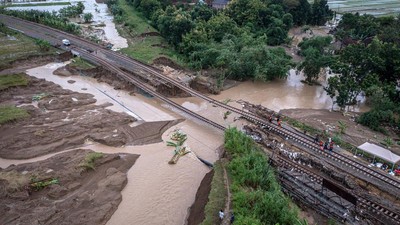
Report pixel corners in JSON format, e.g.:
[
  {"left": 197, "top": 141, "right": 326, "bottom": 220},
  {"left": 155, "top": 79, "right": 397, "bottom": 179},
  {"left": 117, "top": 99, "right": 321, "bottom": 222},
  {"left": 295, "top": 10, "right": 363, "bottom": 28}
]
[
  {"left": 314, "top": 134, "right": 320, "bottom": 144},
  {"left": 329, "top": 141, "right": 334, "bottom": 152},
  {"left": 219, "top": 209, "right": 224, "bottom": 221}
]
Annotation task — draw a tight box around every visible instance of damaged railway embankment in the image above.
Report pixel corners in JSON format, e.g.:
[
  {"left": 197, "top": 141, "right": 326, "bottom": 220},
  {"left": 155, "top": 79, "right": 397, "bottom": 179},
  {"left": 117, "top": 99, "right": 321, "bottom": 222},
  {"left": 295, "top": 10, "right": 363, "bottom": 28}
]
[{"left": 243, "top": 124, "right": 400, "bottom": 224}]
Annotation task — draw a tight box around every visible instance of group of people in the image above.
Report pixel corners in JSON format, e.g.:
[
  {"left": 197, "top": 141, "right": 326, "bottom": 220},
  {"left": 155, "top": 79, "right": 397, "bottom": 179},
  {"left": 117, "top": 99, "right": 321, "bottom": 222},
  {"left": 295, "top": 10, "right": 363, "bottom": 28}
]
[
  {"left": 219, "top": 209, "right": 234, "bottom": 224},
  {"left": 268, "top": 113, "right": 282, "bottom": 128},
  {"left": 314, "top": 135, "right": 334, "bottom": 152}
]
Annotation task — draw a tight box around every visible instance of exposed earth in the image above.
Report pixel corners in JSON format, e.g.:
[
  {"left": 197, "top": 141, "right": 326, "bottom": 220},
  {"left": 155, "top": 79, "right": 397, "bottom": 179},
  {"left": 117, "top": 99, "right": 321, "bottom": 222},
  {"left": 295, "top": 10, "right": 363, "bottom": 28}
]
[
  {"left": 0, "top": 74, "right": 180, "bottom": 159},
  {"left": 0, "top": 149, "right": 139, "bottom": 225},
  {"left": 281, "top": 108, "right": 400, "bottom": 155}
]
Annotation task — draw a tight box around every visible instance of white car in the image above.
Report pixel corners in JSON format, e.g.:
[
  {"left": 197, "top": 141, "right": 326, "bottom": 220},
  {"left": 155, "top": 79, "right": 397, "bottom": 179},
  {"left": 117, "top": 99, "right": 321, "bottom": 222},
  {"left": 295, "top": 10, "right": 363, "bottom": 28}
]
[{"left": 62, "top": 39, "right": 71, "bottom": 46}]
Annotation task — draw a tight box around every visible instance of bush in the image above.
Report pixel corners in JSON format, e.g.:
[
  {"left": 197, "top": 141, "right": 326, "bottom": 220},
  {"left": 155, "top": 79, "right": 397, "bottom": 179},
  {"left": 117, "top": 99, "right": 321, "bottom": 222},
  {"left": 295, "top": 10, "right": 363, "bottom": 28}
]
[
  {"left": 224, "top": 128, "right": 300, "bottom": 225},
  {"left": 357, "top": 110, "right": 394, "bottom": 134},
  {"left": 80, "top": 152, "right": 104, "bottom": 171}
]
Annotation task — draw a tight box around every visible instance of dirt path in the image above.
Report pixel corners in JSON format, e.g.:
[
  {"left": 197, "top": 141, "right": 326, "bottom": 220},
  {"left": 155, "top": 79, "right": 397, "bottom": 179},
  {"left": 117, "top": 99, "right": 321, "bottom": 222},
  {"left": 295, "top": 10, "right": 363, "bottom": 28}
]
[{"left": 221, "top": 160, "right": 232, "bottom": 225}]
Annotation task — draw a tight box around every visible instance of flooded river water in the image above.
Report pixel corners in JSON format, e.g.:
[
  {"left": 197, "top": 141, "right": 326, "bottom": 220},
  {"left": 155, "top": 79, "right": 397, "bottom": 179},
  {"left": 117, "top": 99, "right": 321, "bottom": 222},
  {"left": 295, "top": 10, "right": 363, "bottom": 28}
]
[
  {"left": 6, "top": 0, "right": 128, "bottom": 50},
  {"left": 0, "top": 62, "right": 222, "bottom": 225}
]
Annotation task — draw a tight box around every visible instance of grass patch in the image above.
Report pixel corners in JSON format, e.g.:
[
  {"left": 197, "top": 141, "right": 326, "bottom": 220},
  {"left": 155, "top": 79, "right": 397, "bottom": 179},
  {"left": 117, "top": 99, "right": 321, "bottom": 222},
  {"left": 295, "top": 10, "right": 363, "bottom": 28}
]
[
  {"left": 114, "top": 0, "right": 185, "bottom": 65},
  {"left": 0, "top": 171, "right": 30, "bottom": 193},
  {"left": 224, "top": 127, "right": 300, "bottom": 224},
  {"left": 80, "top": 152, "right": 104, "bottom": 171},
  {"left": 0, "top": 30, "right": 56, "bottom": 70},
  {"left": 0, "top": 105, "right": 29, "bottom": 124},
  {"left": 285, "top": 117, "right": 320, "bottom": 136},
  {"left": 0, "top": 73, "right": 28, "bottom": 90},
  {"left": 70, "top": 57, "right": 96, "bottom": 70},
  {"left": 201, "top": 160, "right": 226, "bottom": 225},
  {"left": 5, "top": 2, "right": 70, "bottom": 7}
]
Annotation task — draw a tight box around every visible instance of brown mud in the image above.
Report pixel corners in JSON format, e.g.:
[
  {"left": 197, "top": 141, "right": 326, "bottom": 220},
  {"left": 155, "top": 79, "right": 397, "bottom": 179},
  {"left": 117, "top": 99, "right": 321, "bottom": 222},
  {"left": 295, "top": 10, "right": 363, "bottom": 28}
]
[
  {"left": 280, "top": 109, "right": 400, "bottom": 155},
  {"left": 186, "top": 170, "right": 214, "bottom": 225},
  {"left": 0, "top": 52, "right": 71, "bottom": 75},
  {"left": 244, "top": 124, "right": 400, "bottom": 216},
  {"left": 0, "top": 74, "right": 179, "bottom": 159},
  {"left": 0, "top": 149, "right": 139, "bottom": 225}
]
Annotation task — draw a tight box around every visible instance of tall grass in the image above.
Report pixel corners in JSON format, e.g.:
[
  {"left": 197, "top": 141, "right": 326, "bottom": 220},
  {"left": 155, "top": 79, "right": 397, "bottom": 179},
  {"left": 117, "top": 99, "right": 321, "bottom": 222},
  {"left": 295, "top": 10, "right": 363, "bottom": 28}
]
[
  {"left": 80, "top": 152, "right": 104, "bottom": 171},
  {"left": 0, "top": 73, "right": 28, "bottom": 90},
  {"left": 0, "top": 105, "right": 29, "bottom": 124},
  {"left": 224, "top": 127, "right": 300, "bottom": 224}
]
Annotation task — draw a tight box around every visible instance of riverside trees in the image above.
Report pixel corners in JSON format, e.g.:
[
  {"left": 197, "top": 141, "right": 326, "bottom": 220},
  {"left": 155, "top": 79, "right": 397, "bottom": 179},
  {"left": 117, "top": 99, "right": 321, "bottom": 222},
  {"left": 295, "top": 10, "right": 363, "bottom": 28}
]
[
  {"left": 124, "top": 0, "right": 331, "bottom": 82},
  {"left": 325, "top": 13, "right": 400, "bottom": 133}
]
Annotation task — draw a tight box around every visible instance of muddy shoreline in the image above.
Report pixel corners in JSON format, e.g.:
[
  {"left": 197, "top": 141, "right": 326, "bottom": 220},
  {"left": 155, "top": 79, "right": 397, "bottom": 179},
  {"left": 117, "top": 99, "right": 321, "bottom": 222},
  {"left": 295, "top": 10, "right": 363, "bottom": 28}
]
[
  {"left": 0, "top": 149, "right": 139, "bottom": 225},
  {"left": 186, "top": 170, "right": 213, "bottom": 225},
  {"left": 0, "top": 74, "right": 180, "bottom": 159}
]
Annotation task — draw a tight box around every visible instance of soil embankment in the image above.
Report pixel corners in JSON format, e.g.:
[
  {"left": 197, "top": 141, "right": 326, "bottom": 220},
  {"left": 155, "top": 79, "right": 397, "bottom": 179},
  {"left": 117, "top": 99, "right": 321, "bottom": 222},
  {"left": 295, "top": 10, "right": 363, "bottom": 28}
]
[
  {"left": 280, "top": 108, "right": 400, "bottom": 154},
  {"left": 186, "top": 170, "right": 214, "bottom": 225},
  {"left": 0, "top": 149, "right": 139, "bottom": 225},
  {"left": 0, "top": 74, "right": 179, "bottom": 159}
]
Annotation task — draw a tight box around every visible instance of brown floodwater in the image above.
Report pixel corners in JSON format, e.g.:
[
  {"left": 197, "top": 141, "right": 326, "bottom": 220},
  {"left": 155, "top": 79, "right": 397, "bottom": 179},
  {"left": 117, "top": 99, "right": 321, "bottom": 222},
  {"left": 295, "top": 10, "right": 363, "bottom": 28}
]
[
  {"left": 174, "top": 70, "right": 368, "bottom": 123},
  {"left": 101, "top": 122, "right": 222, "bottom": 225},
  {"left": 216, "top": 69, "right": 370, "bottom": 112},
  {"left": 0, "top": 62, "right": 223, "bottom": 225},
  {"left": 1, "top": 62, "right": 368, "bottom": 225}
]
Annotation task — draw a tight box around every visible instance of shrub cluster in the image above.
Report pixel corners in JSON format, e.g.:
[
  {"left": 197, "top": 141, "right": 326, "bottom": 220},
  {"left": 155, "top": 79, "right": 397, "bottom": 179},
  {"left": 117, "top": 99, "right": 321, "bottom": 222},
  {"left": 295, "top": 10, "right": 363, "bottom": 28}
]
[{"left": 224, "top": 127, "right": 300, "bottom": 224}]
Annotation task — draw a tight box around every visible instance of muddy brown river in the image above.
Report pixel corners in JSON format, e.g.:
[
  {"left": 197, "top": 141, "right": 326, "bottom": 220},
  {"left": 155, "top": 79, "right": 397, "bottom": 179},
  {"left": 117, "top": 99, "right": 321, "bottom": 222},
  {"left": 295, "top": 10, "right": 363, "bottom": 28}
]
[{"left": 0, "top": 62, "right": 366, "bottom": 225}]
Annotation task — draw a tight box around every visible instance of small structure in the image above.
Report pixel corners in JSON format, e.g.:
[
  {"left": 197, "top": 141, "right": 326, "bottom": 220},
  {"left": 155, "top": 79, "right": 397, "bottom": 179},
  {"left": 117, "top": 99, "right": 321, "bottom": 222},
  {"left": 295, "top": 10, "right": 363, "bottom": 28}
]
[
  {"left": 357, "top": 142, "right": 400, "bottom": 171},
  {"left": 211, "top": 0, "right": 230, "bottom": 9}
]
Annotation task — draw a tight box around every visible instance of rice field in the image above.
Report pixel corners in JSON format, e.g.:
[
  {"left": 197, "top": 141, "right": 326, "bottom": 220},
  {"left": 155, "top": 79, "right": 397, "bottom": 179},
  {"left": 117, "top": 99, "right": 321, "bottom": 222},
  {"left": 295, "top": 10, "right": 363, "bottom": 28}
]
[{"left": 327, "top": 0, "right": 400, "bottom": 16}]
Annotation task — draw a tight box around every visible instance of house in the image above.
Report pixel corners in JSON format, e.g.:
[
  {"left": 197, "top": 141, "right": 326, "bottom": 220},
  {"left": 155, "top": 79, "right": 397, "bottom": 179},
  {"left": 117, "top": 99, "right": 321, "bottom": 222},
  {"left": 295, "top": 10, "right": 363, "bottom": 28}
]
[{"left": 211, "top": 0, "right": 230, "bottom": 9}]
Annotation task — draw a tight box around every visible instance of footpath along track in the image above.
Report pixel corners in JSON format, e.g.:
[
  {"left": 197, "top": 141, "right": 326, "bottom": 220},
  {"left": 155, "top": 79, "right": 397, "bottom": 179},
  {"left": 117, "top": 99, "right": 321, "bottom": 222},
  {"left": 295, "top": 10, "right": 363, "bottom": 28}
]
[
  {"left": 274, "top": 154, "right": 400, "bottom": 224},
  {"left": 2, "top": 15, "right": 400, "bottom": 191}
]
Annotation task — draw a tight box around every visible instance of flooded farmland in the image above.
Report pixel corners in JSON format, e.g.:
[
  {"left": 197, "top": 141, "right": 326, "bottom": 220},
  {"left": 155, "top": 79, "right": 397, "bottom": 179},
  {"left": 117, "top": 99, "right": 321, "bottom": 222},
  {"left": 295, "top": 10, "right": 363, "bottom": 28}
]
[{"left": 328, "top": 0, "right": 400, "bottom": 16}]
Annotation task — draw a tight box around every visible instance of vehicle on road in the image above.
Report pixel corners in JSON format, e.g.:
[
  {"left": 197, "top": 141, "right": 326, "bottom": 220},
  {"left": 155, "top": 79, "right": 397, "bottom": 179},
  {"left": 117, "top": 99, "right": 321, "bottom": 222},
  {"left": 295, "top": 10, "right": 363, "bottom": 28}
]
[{"left": 62, "top": 39, "right": 70, "bottom": 46}]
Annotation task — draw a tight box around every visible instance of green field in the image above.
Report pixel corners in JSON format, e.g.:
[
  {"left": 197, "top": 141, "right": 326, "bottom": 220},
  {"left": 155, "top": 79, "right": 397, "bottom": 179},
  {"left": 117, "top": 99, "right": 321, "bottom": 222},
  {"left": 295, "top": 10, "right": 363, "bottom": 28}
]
[
  {"left": 0, "top": 105, "right": 29, "bottom": 124},
  {"left": 115, "top": 0, "right": 184, "bottom": 65},
  {"left": 327, "top": 0, "right": 400, "bottom": 16},
  {"left": 0, "top": 30, "right": 56, "bottom": 70}
]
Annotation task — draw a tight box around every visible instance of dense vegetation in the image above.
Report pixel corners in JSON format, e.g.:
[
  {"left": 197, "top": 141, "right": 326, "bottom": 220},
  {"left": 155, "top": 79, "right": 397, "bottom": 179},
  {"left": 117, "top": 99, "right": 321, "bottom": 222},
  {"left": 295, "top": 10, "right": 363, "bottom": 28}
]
[
  {"left": 0, "top": 5, "right": 82, "bottom": 34},
  {"left": 224, "top": 127, "right": 304, "bottom": 224},
  {"left": 326, "top": 13, "right": 400, "bottom": 133},
  {"left": 107, "top": 0, "right": 332, "bottom": 83},
  {"left": 200, "top": 161, "right": 226, "bottom": 225}
]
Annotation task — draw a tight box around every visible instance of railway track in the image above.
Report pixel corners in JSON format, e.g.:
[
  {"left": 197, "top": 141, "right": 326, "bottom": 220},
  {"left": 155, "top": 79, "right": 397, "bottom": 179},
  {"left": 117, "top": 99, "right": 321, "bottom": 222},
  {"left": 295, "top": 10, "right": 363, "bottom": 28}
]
[
  {"left": 1, "top": 14, "right": 400, "bottom": 192},
  {"left": 274, "top": 153, "right": 400, "bottom": 224},
  {"left": 75, "top": 49, "right": 226, "bottom": 132}
]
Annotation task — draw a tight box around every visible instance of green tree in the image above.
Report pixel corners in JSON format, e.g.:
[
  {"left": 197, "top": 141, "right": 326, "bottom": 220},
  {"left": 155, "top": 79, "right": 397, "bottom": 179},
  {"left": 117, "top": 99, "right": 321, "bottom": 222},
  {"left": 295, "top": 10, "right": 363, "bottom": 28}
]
[
  {"left": 308, "top": 0, "right": 332, "bottom": 26},
  {"left": 226, "top": 0, "right": 267, "bottom": 27},
  {"left": 297, "top": 36, "right": 333, "bottom": 83},
  {"left": 76, "top": 2, "right": 85, "bottom": 14},
  {"left": 35, "top": 39, "right": 51, "bottom": 52},
  {"left": 83, "top": 12, "right": 93, "bottom": 23},
  {"left": 139, "top": 0, "right": 161, "bottom": 18},
  {"left": 325, "top": 62, "right": 362, "bottom": 110},
  {"left": 288, "top": 0, "right": 311, "bottom": 26},
  {"left": 156, "top": 6, "right": 193, "bottom": 46},
  {"left": 190, "top": 3, "right": 214, "bottom": 22},
  {"left": 206, "top": 13, "right": 240, "bottom": 42}
]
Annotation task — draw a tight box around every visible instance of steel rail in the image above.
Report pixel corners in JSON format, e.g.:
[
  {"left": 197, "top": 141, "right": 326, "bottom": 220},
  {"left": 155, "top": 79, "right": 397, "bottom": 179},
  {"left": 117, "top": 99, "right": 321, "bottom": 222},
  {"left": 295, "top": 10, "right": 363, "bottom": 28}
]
[
  {"left": 274, "top": 154, "right": 400, "bottom": 224},
  {"left": 2, "top": 14, "right": 400, "bottom": 191}
]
